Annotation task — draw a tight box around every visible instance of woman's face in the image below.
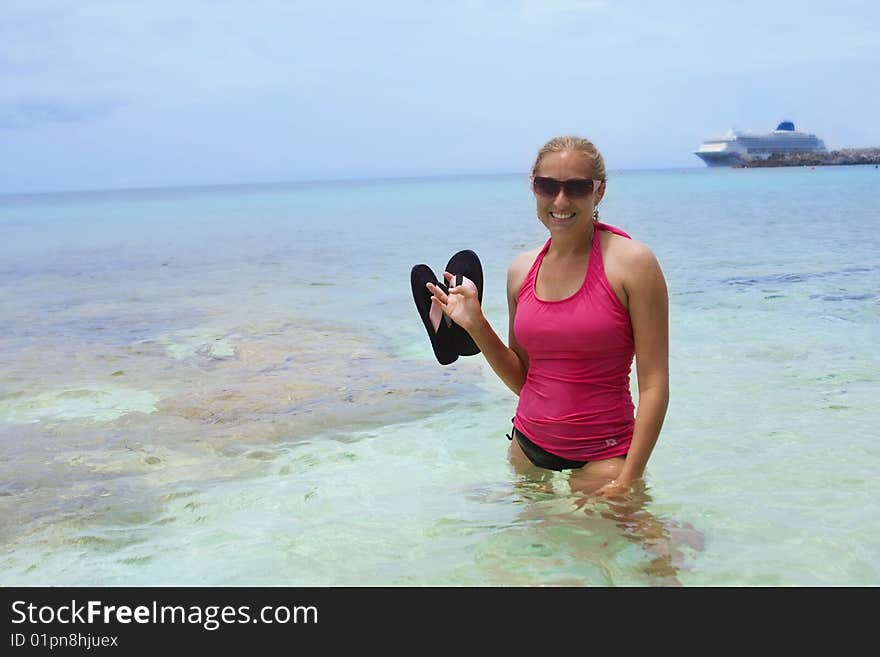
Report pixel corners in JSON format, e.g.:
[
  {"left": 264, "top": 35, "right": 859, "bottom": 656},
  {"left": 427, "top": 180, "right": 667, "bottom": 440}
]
[{"left": 532, "top": 149, "right": 604, "bottom": 236}]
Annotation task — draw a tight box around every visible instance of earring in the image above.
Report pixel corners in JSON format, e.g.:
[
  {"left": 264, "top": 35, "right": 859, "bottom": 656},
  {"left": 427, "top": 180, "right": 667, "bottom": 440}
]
[{"left": 593, "top": 208, "right": 599, "bottom": 222}]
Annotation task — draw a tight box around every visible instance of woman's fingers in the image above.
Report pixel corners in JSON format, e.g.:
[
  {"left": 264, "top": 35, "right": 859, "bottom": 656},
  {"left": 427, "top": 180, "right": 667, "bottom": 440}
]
[
  {"left": 442, "top": 271, "right": 477, "bottom": 298},
  {"left": 425, "top": 282, "right": 447, "bottom": 308},
  {"left": 427, "top": 273, "right": 475, "bottom": 313}
]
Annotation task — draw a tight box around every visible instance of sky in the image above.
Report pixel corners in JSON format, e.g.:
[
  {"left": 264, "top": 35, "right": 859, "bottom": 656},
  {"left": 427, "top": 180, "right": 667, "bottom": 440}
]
[{"left": 1, "top": 0, "right": 878, "bottom": 194}]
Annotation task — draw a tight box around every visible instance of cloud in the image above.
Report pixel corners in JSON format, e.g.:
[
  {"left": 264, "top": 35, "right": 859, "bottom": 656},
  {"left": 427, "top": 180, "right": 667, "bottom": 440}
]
[
  {"left": 519, "top": 0, "right": 606, "bottom": 15},
  {"left": 0, "top": 98, "right": 123, "bottom": 130}
]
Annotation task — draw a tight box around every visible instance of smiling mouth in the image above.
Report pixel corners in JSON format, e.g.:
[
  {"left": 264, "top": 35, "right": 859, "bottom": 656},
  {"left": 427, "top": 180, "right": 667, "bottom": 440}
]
[{"left": 550, "top": 211, "right": 575, "bottom": 220}]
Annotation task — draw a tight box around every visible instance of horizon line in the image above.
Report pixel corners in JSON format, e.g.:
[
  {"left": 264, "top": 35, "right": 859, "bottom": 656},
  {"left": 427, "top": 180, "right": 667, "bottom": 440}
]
[{"left": 0, "top": 164, "right": 705, "bottom": 200}]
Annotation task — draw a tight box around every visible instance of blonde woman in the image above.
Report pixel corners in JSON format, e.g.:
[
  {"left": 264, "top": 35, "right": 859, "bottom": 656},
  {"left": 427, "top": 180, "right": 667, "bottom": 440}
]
[{"left": 428, "top": 136, "right": 669, "bottom": 498}]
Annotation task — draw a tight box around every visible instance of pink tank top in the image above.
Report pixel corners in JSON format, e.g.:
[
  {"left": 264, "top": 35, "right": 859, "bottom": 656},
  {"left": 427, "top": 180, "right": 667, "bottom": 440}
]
[{"left": 513, "top": 223, "right": 635, "bottom": 461}]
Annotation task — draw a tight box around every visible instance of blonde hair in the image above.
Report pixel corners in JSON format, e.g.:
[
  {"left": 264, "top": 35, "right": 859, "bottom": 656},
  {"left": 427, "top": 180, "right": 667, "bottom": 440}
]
[{"left": 530, "top": 135, "right": 606, "bottom": 180}]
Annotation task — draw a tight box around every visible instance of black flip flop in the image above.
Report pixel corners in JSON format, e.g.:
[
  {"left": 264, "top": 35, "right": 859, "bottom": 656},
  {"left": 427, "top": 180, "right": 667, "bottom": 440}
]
[
  {"left": 444, "top": 250, "right": 483, "bottom": 357},
  {"left": 410, "top": 264, "right": 459, "bottom": 365}
]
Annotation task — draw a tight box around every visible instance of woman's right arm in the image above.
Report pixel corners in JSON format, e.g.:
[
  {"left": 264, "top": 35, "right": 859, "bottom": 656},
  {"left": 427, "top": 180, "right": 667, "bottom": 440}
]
[{"left": 429, "top": 252, "right": 533, "bottom": 396}]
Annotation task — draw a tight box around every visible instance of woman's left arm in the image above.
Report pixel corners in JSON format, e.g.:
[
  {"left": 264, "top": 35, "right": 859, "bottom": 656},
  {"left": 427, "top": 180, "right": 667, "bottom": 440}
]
[{"left": 600, "top": 242, "right": 669, "bottom": 496}]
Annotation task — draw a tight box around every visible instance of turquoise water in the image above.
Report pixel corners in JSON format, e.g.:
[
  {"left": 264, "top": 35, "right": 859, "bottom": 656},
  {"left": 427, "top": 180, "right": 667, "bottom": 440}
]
[{"left": 1, "top": 165, "right": 878, "bottom": 586}]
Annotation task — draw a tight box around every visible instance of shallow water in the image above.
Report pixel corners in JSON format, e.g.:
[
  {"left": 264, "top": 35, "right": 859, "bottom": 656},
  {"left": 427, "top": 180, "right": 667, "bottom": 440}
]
[{"left": 1, "top": 165, "right": 878, "bottom": 585}]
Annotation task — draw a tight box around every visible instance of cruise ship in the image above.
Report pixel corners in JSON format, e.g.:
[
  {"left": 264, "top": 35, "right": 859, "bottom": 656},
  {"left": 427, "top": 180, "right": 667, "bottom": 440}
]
[{"left": 694, "top": 121, "right": 826, "bottom": 166}]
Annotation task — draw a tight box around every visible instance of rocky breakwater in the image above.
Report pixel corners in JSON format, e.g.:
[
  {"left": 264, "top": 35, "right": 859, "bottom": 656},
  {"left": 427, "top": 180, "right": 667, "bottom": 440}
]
[{"left": 738, "top": 147, "right": 880, "bottom": 168}]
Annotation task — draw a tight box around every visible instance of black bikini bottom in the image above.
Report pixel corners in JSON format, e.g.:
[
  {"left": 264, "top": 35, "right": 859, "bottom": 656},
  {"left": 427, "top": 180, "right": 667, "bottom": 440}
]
[{"left": 507, "top": 425, "right": 588, "bottom": 471}]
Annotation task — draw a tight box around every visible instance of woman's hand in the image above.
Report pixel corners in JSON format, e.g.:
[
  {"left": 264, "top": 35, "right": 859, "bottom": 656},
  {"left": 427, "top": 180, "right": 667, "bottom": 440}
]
[
  {"left": 592, "top": 478, "right": 634, "bottom": 500},
  {"left": 426, "top": 271, "right": 483, "bottom": 333}
]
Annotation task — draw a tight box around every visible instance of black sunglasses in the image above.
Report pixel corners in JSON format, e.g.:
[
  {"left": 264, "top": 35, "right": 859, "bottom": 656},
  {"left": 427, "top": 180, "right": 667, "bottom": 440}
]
[{"left": 532, "top": 176, "right": 603, "bottom": 199}]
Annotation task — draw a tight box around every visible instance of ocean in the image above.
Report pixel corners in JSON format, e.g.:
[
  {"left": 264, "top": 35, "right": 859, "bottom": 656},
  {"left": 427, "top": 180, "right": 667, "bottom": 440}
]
[{"left": 1, "top": 164, "right": 878, "bottom": 586}]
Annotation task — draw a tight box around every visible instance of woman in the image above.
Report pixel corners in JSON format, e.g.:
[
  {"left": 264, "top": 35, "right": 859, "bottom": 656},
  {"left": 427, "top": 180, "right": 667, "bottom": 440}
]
[{"left": 427, "top": 136, "right": 669, "bottom": 498}]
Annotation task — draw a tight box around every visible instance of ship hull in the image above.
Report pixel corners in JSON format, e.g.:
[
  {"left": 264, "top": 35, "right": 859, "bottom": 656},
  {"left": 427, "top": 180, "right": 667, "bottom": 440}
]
[{"left": 694, "top": 152, "right": 744, "bottom": 167}]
